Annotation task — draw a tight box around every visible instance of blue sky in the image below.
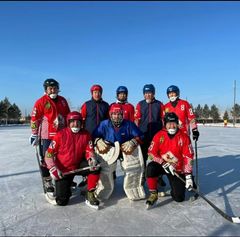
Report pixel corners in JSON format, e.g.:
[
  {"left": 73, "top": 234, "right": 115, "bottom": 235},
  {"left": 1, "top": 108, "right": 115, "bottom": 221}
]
[{"left": 0, "top": 1, "right": 239, "bottom": 115}]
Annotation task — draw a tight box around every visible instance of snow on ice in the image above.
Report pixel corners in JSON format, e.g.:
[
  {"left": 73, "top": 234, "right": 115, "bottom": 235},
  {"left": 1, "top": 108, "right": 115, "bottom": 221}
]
[{"left": 0, "top": 125, "right": 240, "bottom": 236}]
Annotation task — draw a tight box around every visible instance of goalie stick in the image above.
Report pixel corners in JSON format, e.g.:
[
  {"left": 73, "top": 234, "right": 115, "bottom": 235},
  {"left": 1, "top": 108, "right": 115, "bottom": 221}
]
[{"left": 174, "top": 172, "right": 240, "bottom": 224}]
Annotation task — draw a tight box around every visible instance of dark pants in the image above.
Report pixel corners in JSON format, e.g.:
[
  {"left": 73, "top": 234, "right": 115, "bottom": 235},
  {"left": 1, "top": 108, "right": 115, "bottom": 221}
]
[
  {"left": 55, "top": 159, "right": 100, "bottom": 206},
  {"left": 39, "top": 139, "right": 52, "bottom": 178},
  {"left": 146, "top": 161, "right": 186, "bottom": 202}
]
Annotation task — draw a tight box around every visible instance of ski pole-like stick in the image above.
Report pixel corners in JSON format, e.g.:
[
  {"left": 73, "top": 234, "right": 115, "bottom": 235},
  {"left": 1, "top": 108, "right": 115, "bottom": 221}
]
[
  {"left": 174, "top": 172, "right": 240, "bottom": 224},
  {"left": 63, "top": 164, "right": 101, "bottom": 176},
  {"left": 195, "top": 140, "right": 199, "bottom": 191}
]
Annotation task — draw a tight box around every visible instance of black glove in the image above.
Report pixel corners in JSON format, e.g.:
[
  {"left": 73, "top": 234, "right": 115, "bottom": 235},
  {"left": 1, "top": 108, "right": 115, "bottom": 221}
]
[{"left": 192, "top": 128, "right": 199, "bottom": 141}]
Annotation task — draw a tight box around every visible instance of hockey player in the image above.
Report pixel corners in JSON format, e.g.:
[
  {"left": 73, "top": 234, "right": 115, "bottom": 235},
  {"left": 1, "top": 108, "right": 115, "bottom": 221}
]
[
  {"left": 80, "top": 84, "right": 109, "bottom": 187},
  {"left": 44, "top": 111, "right": 101, "bottom": 208},
  {"left": 80, "top": 84, "right": 109, "bottom": 135},
  {"left": 164, "top": 85, "right": 200, "bottom": 141},
  {"left": 145, "top": 112, "right": 194, "bottom": 208},
  {"left": 110, "top": 86, "right": 135, "bottom": 122},
  {"left": 92, "top": 103, "right": 146, "bottom": 201},
  {"left": 134, "top": 84, "right": 165, "bottom": 184},
  {"left": 29, "top": 78, "right": 70, "bottom": 193}
]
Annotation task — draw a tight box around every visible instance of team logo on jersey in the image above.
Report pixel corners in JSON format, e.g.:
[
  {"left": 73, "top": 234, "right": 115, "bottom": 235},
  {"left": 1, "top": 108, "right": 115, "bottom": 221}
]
[
  {"left": 45, "top": 101, "right": 51, "bottom": 109},
  {"left": 165, "top": 108, "right": 170, "bottom": 113},
  {"left": 46, "top": 152, "right": 53, "bottom": 158},
  {"left": 31, "top": 121, "right": 37, "bottom": 129},
  {"left": 159, "top": 136, "right": 164, "bottom": 143}
]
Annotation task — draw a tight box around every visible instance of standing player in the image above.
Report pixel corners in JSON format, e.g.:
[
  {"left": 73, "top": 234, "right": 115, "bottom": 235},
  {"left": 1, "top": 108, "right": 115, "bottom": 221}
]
[
  {"left": 110, "top": 86, "right": 135, "bottom": 122},
  {"left": 135, "top": 84, "right": 165, "bottom": 184},
  {"left": 164, "top": 85, "right": 199, "bottom": 141},
  {"left": 29, "top": 78, "right": 70, "bottom": 194}
]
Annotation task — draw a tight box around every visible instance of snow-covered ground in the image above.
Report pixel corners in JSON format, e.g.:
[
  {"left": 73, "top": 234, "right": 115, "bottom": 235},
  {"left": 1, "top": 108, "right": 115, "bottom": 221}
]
[{"left": 0, "top": 125, "right": 240, "bottom": 236}]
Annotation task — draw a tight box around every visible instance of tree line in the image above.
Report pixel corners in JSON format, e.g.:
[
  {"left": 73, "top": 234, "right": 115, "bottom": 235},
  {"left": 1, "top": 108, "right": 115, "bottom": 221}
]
[{"left": 0, "top": 96, "right": 239, "bottom": 125}]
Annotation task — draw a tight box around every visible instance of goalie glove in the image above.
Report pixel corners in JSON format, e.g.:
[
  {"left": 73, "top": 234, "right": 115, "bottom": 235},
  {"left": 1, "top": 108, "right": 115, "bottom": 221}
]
[
  {"left": 95, "top": 138, "right": 111, "bottom": 154},
  {"left": 185, "top": 174, "right": 193, "bottom": 191},
  {"left": 162, "top": 162, "right": 176, "bottom": 176},
  {"left": 49, "top": 166, "right": 63, "bottom": 181},
  {"left": 121, "top": 138, "right": 138, "bottom": 155}
]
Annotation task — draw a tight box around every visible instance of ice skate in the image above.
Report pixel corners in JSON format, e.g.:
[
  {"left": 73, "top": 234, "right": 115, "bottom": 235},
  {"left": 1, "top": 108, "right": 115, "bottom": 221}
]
[
  {"left": 43, "top": 176, "right": 55, "bottom": 193},
  {"left": 85, "top": 190, "right": 100, "bottom": 210},
  {"left": 146, "top": 191, "right": 158, "bottom": 210}
]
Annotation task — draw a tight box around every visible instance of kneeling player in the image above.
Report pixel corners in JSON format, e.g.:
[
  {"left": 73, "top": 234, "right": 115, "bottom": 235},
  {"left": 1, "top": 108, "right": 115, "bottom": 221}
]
[
  {"left": 146, "top": 112, "right": 194, "bottom": 208},
  {"left": 44, "top": 111, "right": 101, "bottom": 209}
]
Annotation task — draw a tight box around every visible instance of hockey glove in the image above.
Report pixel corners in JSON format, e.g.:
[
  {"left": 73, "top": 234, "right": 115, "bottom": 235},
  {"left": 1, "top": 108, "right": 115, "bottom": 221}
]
[
  {"left": 121, "top": 138, "right": 138, "bottom": 155},
  {"left": 162, "top": 162, "right": 176, "bottom": 176},
  {"left": 185, "top": 174, "right": 193, "bottom": 191},
  {"left": 29, "top": 134, "right": 39, "bottom": 146},
  {"left": 49, "top": 166, "right": 63, "bottom": 181},
  {"left": 192, "top": 128, "right": 200, "bottom": 141},
  {"left": 88, "top": 157, "right": 99, "bottom": 171},
  {"left": 95, "top": 138, "right": 111, "bottom": 154}
]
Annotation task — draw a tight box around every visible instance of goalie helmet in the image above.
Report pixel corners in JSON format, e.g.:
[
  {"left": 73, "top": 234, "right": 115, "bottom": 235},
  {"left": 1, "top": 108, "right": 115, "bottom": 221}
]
[{"left": 109, "top": 104, "right": 123, "bottom": 127}]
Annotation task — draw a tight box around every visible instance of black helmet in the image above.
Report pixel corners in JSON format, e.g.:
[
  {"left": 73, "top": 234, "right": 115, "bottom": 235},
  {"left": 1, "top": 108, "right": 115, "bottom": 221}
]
[
  {"left": 43, "top": 78, "right": 59, "bottom": 90},
  {"left": 164, "top": 112, "right": 179, "bottom": 126}
]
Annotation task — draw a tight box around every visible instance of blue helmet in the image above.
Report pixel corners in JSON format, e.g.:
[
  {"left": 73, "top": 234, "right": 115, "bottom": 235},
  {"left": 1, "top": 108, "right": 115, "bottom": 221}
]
[
  {"left": 116, "top": 86, "right": 128, "bottom": 95},
  {"left": 166, "top": 85, "right": 180, "bottom": 96},
  {"left": 143, "top": 84, "right": 155, "bottom": 94}
]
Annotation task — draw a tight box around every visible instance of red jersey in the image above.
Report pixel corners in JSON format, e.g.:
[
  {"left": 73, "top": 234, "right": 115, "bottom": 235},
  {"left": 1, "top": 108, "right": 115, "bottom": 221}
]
[
  {"left": 164, "top": 99, "right": 197, "bottom": 135},
  {"left": 148, "top": 129, "right": 194, "bottom": 174},
  {"left": 30, "top": 94, "right": 70, "bottom": 139},
  {"left": 45, "top": 128, "right": 94, "bottom": 173},
  {"left": 110, "top": 102, "right": 135, "bottom": 122}
]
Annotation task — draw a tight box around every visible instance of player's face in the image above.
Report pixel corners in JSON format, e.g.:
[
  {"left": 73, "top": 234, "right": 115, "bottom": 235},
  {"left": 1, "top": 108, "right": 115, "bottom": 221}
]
[
  {"left": 166, "top": 122, "right": 178, "bottom": 135},
  {"left": 92, "top": 90, "right": 102, "bottom": 101},
  {"left": 117, "top": 92, "right": 127, "bottom": 102},
  {"left": 144, "top": 92, "right": 154, "bottom": 102},
  {"left": 46, "top": 86, "right": 59, "bottom": 97}
]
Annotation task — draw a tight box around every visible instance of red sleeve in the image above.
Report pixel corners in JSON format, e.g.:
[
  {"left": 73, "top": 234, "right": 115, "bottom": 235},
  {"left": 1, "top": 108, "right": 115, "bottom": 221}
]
[
  {"left": 147, "top": 133, "right": 164, "bottom": 164},
  {"left": 81, "top": 103, "right": 87, "bottom": 121},
  {"left": 134, "top": 103, "right": 141, "bottom": 126},
  {"left": 182, "top": 134, "right": 194, "bottom": 174},
  {"left": 129, "top": 104, "right": 135, "bottom": 122},
  {"left": 30, "top": 98, "right": 44, "bottom": 134},
  {"left": 85, "top": 133, "right": 94, "bottom": 160},
  {"left": 185, "top": 101, "right": 197, "bottom": 130},
  {"left": 45, "top": 133, "right": 60, "bottom": 169}
]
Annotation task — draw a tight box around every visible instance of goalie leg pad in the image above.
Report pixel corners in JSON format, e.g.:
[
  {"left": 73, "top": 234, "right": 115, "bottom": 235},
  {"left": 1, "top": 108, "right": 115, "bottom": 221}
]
[
  {"left": 95, "top": 161, "right": 117, "bottom": 200},
  {"left": 121, "top": 145, "right": 146, "bottom": 200}
]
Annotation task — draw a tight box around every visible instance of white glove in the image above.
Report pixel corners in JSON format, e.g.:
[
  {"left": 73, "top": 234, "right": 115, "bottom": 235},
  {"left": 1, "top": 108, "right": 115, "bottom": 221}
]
[
  {"left": 162, "top": 162, "right": 176, "bottom": 176},
  {"left": 88, "top": 157, "right": 99, "bottom": 171},
  {"left": 121, "top": 138, "right": 138, "bottom": 155},
  {"left": 185, "top": 174, "right": 193, "bottom": 191},
  {"left": 29, "top": 134, "right": 39, "bottom": 146},
  {"left": 95, "top": 138, "right": 111, "bottom": 154}
]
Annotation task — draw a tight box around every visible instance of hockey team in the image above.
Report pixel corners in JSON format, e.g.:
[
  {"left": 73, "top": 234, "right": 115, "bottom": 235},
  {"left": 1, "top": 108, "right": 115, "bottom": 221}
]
[{"left": 29, "top": 79, "right": 200, "bottom": 209}]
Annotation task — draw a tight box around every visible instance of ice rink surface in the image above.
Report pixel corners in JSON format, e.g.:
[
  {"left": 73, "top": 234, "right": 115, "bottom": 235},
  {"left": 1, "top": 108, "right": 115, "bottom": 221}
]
[{"left": 0, "top": 125, "right": 240, "bottom": 236}]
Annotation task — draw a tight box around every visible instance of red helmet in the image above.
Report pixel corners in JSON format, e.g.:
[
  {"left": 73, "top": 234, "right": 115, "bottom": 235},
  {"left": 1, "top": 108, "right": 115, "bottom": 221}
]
[
  {"left": 90, "top": 84, "right": 103, "bottom": 94},
  {"left": 109, "top": 104, "right": 123, "bottom": 115},
  {"left": 67, "top": 111, "right": 82, "bottom": 125}
]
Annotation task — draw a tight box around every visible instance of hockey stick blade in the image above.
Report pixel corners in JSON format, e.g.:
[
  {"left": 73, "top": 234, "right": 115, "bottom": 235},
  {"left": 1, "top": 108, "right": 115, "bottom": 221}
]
[{"left": 174, "top": 172, "right": 240, "bottom": 224}]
